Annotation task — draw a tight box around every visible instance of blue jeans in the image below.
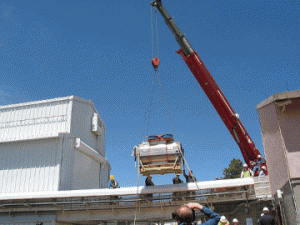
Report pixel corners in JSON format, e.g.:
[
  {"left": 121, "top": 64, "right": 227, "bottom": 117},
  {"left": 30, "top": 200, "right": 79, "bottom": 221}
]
[{"left": 253, "top": 166, "right": 260, "bottom": 173}]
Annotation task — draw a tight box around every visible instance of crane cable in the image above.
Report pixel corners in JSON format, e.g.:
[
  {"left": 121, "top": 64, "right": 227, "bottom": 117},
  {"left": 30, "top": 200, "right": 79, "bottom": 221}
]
[{"left": 181, "top": 152, "right": 212, "bottom": 207}]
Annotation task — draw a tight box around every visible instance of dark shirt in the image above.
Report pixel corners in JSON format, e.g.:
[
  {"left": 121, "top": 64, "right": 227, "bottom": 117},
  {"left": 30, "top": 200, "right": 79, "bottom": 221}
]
[
  {"left": 173, "top": 177, "right": 183, "bottom": 184},
  {"left": 145, "top": 177, "right": 154, "bottom": 186},
  {"left": 179, "top": 206, "right": 220, "bottom": 225},
  {"left": 183, "top": 170, "right": 197, "bottom": 183},
  {"left": 258, "top": 215, "right": 277, "bottom": 225}
]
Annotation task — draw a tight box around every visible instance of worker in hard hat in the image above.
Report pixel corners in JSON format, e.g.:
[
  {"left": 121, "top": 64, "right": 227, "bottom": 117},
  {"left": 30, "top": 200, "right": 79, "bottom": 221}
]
[
  {"left": 253, "top": 155, "right": 266, "bottom": 174},
  {"left": 173, "top": 174, "right": 183, "bottom": 184},
  {"left": 259, "top": 166, "right": 267, "bottom": 176},
  {"left": 232, "top": 218, "right": 239, "bottom": 225},
  {"left": 240, "top": 164, "right": 254, "bottom": 178},
  {"left": 218, "top": 215, "right": 229, "bottom": 225},
  {"left": 258, "top": 207, "right": 277, "bottom": 224},
  {"left": 172, "top": 174, "right": 183, "bottom": 200},
  {"left": 108, "top": 175, "right": 120, "bottom": 189}
]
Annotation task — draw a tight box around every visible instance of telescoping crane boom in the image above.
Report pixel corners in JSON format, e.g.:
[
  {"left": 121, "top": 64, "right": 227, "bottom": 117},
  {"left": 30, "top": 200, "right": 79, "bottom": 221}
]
[{"left": 151, "top": 0, "right": 262, "bottom": 167}]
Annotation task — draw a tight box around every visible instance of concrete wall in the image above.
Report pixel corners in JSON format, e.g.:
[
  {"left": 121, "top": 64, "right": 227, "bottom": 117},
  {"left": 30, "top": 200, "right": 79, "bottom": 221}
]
[
  {"left": 257, "top": 102, "right": 289, "bottom": 196},
  {"left": 257, "top": 90, "right": 300, "bottom": 224}
]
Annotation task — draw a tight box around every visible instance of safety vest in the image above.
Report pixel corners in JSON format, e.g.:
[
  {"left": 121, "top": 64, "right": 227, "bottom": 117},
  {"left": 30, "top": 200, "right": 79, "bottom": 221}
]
[
  {"left": 244, "top": 170, "right": 251, "bottom": 177},
  {"left": 218, "top": 222, "right": 230, "bottom": 225}
]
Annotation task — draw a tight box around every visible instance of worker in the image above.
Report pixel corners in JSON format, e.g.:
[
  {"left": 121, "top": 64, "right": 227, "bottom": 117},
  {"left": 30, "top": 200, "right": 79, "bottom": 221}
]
[
  {"left": 173, "top": 174, "right": 183, "bottom": 200},
  {"left": 259, "top": 166, "right": 267, "bottom": 176},
  {"left": 218, "top": 215, "right": 229, "bottom": 225},
  {"left": 183, "top": 169, "right": 197, "bottom": 200},
  {"left": 258, "top": 207, "right": 277, "bottom": 225},
  {"left": 108, "top": 175, "right": 120, "bottom": 204},
  {"left": 240, "top": 164, "right": 254, "bottom": 178},
  {"left": 173, "top": 174, "right": 183, "bottom": 184},
  {"left": 145, "top": 175, "right": 154, "bottom": 201},
  {"left": 173, "top": 202, "right": 220, "bottom": 225},
  {"left": 108, "top": 175, "right": 120, "bottom": 189},
  {"left": 145, "top": 175, "right": 154, "bottom": 186},
  {"left": 253, "top": 155, "right": 266, "bottom": 174},
  {"left": 232, "top": 218, "right": 239, "bottom": 225},
  {"left": 183, "top": 169, "right": 197, "bottom": 183}
]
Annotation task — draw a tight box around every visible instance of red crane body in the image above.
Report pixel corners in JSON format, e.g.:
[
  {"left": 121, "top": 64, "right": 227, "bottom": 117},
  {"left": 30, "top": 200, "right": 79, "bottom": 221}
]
[{"left": 151, "top": 0, "right": 262, "bottom": 167}]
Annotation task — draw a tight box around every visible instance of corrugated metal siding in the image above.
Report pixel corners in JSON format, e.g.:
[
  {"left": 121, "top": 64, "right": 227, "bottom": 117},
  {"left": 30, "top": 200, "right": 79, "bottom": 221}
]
[
  {"left": 58, "top": 134, "right": 75, "bottom": 191},
  {"left": 0, "top": 138, "right": 61, "bottom": 194},
  {"left": 73, "top": 149, "right": 100, "bottom": 190},
  {"left": 100, "top": 162, "right": 110, "bottom": 188},
  {"left": 70, "top": 100, "right": 107, "bottom": 156},
  {"left": 70, "top": 100, "right": 97, "bottom": 149},
  {"left": 0, "top": 100, "right": 71, "bottom": 142},
  {"left": 97, "top": 125, "right": 106, "bottom": 156}
]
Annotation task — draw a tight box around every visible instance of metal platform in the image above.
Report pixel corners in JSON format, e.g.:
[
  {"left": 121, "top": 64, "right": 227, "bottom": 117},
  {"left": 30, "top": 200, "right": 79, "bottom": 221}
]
[{"left": 0, "top": 177, "right": 273, "bottom": 225}]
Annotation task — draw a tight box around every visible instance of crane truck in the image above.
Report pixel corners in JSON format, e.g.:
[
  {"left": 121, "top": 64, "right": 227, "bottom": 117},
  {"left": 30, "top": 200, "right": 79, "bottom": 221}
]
[{"left": 150, "top": 0, "right": 265, "bottom": 170}]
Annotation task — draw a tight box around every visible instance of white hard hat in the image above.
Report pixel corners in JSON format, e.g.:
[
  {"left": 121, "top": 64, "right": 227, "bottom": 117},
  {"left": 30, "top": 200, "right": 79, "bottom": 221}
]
[
  {"left": 220, "top": 216, "right": 228, "bottom": 223},
  {"left": 233, "top": 218, "right": 239, "bottom": 222},
  {"left": 258, "top": 155, "right": 262, "bottom": 158},
  {"left": 243, "top": 164, "right": 248, "bottom": 167},
  {"left": 262, "top": 166, "right": 266, "bottom": 170},
  {"left": 263, "top": 207, "right": 269, "bottom": 212}
]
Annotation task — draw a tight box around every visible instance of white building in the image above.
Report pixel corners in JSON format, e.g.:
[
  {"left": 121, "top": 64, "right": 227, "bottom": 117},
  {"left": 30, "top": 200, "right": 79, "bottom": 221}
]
[{"left": 0, "top": 96, "right": 111, "bottom": 194}]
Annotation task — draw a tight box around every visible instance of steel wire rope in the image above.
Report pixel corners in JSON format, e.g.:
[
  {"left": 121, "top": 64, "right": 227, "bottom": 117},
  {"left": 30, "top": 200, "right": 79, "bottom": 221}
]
[
  {"left": 133, "top": 154, "right": 141, "bottom": 225},
  {"left": 181, "top": 151, "right": 212, "bottom": 207},
  {"left": 138, "top": 6, "right": 158, "bottom": 144},
  {"left": 138, "top": 74, "right": 156, "bottom": 144},
  {"left": 154, "top": 70, "right": 176, "bottom": 140}
]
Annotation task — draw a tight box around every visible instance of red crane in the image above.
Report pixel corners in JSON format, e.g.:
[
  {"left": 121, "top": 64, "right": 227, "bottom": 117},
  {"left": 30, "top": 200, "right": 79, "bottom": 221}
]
[{"left": 151, "top": 0, "right": 263, "bottom": 168}]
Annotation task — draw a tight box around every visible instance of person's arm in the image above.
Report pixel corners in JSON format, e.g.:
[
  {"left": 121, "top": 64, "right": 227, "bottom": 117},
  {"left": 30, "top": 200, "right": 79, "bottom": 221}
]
[
  {"left": 240, "top": 171, "right": 244, "bottom": 178},
  {"left": 250, "top": 169, "right": 254, "bottom": 177},
  {"left": 186, "top": 203, "right": 220, "bottom": 225},
  {"left": 273, "top": 217, "right": 278, "bottom": 225},
  {"left": 183, "top": 170, "right": 188, "bottom": 179}
]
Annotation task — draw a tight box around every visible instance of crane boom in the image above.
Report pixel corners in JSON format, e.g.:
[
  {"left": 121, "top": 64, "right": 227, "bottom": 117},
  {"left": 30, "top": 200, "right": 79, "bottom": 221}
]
[{"left": 151, "top": 0, "right": 261, "bottom": 165}]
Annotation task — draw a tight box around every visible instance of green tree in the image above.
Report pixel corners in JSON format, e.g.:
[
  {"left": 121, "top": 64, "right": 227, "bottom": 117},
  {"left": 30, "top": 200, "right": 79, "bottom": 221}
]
[{"left": 222, "top": 158, "right": 243, "bottom": 179}]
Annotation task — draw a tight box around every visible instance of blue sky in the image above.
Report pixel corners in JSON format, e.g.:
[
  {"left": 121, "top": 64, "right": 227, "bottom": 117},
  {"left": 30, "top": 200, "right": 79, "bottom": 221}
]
[{"left": 0, "top": 0, "right": 299, "bottom": 187}]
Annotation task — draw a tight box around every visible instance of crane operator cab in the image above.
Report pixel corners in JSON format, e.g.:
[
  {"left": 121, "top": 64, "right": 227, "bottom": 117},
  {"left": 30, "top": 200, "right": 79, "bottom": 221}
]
[{"left": 133, "top": 134, "right": 184, "bottom": 176}]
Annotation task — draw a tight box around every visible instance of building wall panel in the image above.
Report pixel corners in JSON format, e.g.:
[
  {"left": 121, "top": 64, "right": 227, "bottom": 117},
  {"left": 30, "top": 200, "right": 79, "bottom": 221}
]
[
  {"left": 0, "top": 100, "right": 71, "bottom": 142},
  {"left": 100, "top": 162, "right": 110, "bottom": 188},
  {"left": 70, "top": 100, "right": 96, "bottom": 149},
  {"left": 72, "top": 149, "right": 100, "bottom": 190},
  {"left": 70, "top": 99, "right": 106, "bottom": 156},
  {"left": 0, "top": 138, "right": 61, "bottom": 193},
  {"left": 257, "top": 103, "right": 289, "bottom": 195}
]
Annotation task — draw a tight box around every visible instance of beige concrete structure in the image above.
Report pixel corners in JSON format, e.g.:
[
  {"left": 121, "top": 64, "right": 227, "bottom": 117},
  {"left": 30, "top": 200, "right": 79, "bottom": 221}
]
[{"left": 257, "top": 89, "right": 300, "bottom": 225}]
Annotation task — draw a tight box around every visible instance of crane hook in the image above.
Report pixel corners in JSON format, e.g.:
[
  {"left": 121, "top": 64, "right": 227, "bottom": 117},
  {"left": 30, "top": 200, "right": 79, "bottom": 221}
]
[{"left": 151, "top": 57, "right": 160, "bottom": 71}]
